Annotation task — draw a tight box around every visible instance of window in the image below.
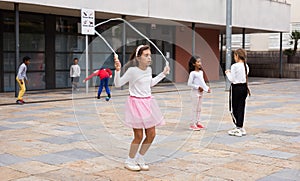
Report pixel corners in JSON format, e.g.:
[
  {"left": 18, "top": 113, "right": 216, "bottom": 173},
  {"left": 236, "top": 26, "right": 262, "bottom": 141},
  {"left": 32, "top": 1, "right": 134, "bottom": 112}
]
[
  {"left": 3, "top": 12, "right": 45, "bottom": 91},
  {"left": 55, "top": 17, "right": 85, "bottom": 88}
]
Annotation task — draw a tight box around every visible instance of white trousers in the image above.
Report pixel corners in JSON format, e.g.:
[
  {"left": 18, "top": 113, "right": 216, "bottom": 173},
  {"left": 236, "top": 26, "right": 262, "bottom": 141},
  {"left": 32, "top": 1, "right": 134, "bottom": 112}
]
[{"left": 191, "top": 89, "right": 203, "bottom": 124}]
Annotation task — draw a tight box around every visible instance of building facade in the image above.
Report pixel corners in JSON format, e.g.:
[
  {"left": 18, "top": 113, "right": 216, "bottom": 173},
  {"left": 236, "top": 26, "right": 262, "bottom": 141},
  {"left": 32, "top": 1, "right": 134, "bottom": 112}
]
[
  {"left": 0, "top": 0, "right": 291, "bottom": 92},
  {"left": 232, "top": 0, "right": 299, "bottom": 51}
]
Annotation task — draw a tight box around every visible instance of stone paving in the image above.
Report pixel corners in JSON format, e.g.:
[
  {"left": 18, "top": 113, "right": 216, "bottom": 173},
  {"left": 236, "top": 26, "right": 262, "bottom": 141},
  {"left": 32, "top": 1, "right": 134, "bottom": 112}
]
[{"left": 0, "top": 78, "right": 299, "bottom": 181}]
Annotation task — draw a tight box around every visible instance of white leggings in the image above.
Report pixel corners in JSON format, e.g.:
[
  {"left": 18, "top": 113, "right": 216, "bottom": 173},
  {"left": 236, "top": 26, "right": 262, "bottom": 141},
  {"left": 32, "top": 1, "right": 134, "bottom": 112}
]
[{"left": 191, "top": 90, "right": 203, "bottom": 124}]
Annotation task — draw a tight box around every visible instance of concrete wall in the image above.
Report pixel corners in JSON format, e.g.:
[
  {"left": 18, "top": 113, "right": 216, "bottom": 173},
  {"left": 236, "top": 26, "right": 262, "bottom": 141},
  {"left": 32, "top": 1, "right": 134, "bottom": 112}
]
[
  {"left": 249, "top": 34, "right": 270, "bottom": 51},
  {"left": 290, "top": 0, "right": 300, "bottom": 23},
  {"left": 233, "top": 0, "right": 291, "bottom": 32},
  {"left": 174, "top": 27, "right": 192, "bottom": 83},
  {"left": 244, "top": 51, "right": 300, "bottom": 78},
  {"left": 175, "top": 27, "right": 220, "bottom": 83},
  {"left": 249, "top": 63, "right": 300, "bottom": 78},
  {"left": 195, "top": 28, "right": 220, "bottom": 81},
  {"left": 3, "top": 0, "right": 291, "bottom": 32},
  {"left": 237, "top": 0, "right": 298, "bottom": 51},
  {"left": 149, "top": 0, "right": 225, "bottom": 25}
]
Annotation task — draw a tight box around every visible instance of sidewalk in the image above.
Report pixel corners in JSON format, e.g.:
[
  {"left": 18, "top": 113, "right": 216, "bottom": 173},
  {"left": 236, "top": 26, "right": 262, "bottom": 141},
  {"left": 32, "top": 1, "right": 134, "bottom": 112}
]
[
  {"left": 0, "top": 77, "right": 294, "bottom": 105},
  {"left": 0, "top": 78, "right": 299, "bottom": 181}
]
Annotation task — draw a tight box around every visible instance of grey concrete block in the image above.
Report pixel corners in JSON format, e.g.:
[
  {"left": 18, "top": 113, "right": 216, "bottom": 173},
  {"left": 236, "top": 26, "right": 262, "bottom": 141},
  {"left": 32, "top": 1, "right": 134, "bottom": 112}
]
[
  {"left": 246, "top": 149, "right": 297, "bottom": 159},
  {"left": 55, "top": 149, "right": 103, "bottom": 160},
  {"left": 0, "top": 154, "right": 28, "bottom": 166},
  {"left": 31, "top": 153, "right": 78, "bottom": 165}
]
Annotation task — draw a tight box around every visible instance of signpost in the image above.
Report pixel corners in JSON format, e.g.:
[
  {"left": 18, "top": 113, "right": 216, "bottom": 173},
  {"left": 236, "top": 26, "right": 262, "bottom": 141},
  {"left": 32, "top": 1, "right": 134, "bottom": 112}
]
[
  {"left": 81, "top": 8, "right": 95, "bottom": 35},
  {"left": 225, "top": 0, "right": 232, "bottom": 91},
  {"left": 81, "top": 8, "right": 95, "bottom": 94}
]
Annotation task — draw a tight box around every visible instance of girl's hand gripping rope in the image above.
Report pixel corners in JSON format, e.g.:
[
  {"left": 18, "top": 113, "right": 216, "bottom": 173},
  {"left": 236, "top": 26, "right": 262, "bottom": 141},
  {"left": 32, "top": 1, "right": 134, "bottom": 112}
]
[
  {"left": 114, "top": 54, "right": 121, "bottom": 71},
  {"left": 198, "top": 87, "right": 204, "bottom": 92},
  {"left": 163, "top": 64, "right": 170, "bottom": 75},
  {"left": 207, "top": 88, "right": 211, "bottom": 93}
]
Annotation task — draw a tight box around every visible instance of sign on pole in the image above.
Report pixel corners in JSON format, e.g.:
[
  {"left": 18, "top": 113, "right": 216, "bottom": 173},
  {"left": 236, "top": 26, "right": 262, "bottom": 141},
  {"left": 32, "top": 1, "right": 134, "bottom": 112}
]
[
  {"left": 81, "top": 8, "right": 95, "bottom": 35},
  {"left": 81, "top": 8, "right": 94, "bottom": 94}
]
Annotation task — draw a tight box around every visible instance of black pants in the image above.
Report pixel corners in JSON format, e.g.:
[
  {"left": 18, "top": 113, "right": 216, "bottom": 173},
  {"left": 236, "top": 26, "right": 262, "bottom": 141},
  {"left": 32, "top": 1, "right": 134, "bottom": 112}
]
[{"left": 230, "top": 83, "right": 248, "bottom": 128}]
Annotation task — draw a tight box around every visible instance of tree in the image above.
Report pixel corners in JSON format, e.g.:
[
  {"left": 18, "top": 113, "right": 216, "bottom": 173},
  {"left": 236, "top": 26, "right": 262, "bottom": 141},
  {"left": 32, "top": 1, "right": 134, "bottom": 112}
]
[
  {"left": 290, "top": 30, "right": 300, "bottom": 55},
  {"left": 284, "top": 30, "right": 300, "bottom": 56}
]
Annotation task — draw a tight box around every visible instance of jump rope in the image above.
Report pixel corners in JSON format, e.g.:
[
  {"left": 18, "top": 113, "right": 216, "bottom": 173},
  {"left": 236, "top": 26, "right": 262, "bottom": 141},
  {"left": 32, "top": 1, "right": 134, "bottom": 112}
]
[
  {"left": 92, "top": 18, "right": 170, "bottom": 101},
  {"left": 94, "top": 18, "right": 170, "bottom": 67}
]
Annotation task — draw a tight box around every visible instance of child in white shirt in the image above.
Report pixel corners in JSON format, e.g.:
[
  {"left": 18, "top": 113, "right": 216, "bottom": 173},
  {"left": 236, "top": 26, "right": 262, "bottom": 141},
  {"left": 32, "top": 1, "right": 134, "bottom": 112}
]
[
  {"left": 70, "top": 58, "right": 81, "bottom": 91},
  {"left": 114, "top": 45, "right": 169, "bottom": 171},
  {"left": 225, "top": 48, "right": 250, "bottom": 137},
  {"left": 187, "top": 56, "right": 211, "bottom": 131},
  {"left": 16, "top": 56, "right": 31, "bottom": 104}
]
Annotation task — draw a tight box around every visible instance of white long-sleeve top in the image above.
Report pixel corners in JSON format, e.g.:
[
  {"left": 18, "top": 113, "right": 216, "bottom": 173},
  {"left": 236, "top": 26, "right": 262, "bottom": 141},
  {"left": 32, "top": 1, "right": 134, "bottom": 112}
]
[
  {"left": 114, "top": 67, "right": 166, "bottom": 97},
  {"left": 187, "top": 70, "right": 209, "bottom": 92},
  {"left": 226, "top": 62, "right": 249, "bottom": 84},
  {"left": 70, "top": 64, "right": 81, "bottom": 77},
  {"left": 17, "top": 63, "right": 28, "bottom": 80}
]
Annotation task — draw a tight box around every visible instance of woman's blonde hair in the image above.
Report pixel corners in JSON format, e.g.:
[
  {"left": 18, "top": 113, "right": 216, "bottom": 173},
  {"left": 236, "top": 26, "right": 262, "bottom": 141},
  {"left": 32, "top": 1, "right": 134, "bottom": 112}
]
[
  {"left": 234, "top": 48, "right": 247, "bottom": 62},
  {"left": 235, "top": 48, "right": 251, "bottom": 96}
]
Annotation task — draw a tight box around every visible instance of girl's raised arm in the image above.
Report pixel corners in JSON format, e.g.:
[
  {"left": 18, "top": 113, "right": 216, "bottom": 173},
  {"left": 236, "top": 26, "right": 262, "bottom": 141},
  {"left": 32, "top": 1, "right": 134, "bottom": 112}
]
[
  {"left": 114, "top": 56, "right": 131, "bottom": 87},
  {"left": 151, "top": 65, "right": 169, "bottom": 87}
]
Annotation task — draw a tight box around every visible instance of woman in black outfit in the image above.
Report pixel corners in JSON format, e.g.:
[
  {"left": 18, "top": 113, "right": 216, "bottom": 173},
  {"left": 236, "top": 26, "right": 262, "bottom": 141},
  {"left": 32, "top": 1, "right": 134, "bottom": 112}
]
[{"left": 225, "top": 48, "right": 250, "bottom": 137}]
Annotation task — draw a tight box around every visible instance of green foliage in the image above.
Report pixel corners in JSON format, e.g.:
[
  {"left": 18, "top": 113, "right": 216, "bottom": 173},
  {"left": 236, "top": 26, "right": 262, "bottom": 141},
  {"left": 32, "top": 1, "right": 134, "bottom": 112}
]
[
  {"left": 284, "top": 30, "right": 300, "bottom": 56},
  {"left": 283, "top": 48, "right": 293, "bottom": 56},
  {"left": 291, "top": 30, "right": 300, "bottom": 54},
  {"left": 291, "top": 30, "right": 300, "bottom": 41}
]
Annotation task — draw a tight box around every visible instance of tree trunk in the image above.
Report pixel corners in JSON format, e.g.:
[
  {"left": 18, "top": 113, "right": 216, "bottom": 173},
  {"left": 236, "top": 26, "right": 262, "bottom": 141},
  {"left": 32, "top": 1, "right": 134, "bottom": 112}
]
[{"left": 294, "top": 40, "right": 298, "bottom": 54}]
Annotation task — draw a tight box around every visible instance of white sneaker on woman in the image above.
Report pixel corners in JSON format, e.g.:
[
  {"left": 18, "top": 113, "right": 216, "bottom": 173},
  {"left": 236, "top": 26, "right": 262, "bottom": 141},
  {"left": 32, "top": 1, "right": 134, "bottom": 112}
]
[
  {"left": 135, "top": 155, "right": 149, "bottom": 171},
  {"left": 240, "top": 128, "right": 246, "bottom": 136},
  {"left": 124, "top": 158, "right": 140, "bottom": 171},
  {"left": 228, "top": 128, "right": 243, "bottom": 137}
]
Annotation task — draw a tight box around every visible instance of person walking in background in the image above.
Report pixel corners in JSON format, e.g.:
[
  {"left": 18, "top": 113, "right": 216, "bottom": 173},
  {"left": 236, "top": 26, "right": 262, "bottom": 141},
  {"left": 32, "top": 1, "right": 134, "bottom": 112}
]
[
  {"left": 16, "top": 56, "right": 31, "bottom": 104},
  {"left": 114, "top": 45, "right": 170, "bottom": 171},
  {"left": 187, "top": 55, "right": 211, "bottom": 131},
  {"left": 70, "top": 58, "right": 81, "bottom": 91},
  {"left": 83, "top": 67, "right": 112, "bottom": 101},
  {"left": 225, "top": 48, "right": 250, "bottom": 137}
]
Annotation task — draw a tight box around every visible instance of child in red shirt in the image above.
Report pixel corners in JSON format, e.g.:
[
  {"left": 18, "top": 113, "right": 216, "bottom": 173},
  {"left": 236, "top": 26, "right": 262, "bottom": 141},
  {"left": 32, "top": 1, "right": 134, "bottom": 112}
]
[{"left": 83, "top": 68, "right": 112, "bottom": 101}]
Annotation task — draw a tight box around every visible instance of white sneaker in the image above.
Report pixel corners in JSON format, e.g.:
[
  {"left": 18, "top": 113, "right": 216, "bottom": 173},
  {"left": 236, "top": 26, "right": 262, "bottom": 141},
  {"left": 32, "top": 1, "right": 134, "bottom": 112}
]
[
  {"left": 228, "top": 128, "right": 243, "bottom": 137},
  {"left": 240, "top": 128, "right": 246, "bottom": 136},
  {"left": 135, "top": 155, "right": 149, "bottom": 171},
  {"left": 124, "top": 158, "right": 140, "bottom": 171}
]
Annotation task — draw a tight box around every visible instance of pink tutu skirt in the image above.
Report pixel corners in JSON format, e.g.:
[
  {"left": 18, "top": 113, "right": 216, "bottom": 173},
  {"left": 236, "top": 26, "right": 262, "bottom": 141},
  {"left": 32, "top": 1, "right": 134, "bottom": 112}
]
[{"left": 124, "top": 96, "right": 165, "bottom": 129}]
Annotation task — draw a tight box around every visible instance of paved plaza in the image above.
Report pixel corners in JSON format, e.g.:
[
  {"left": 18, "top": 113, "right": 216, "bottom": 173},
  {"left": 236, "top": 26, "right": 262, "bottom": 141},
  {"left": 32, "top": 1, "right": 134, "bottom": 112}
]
[{"left": 0, "top": 78, "right": 299, "bottom": 181}]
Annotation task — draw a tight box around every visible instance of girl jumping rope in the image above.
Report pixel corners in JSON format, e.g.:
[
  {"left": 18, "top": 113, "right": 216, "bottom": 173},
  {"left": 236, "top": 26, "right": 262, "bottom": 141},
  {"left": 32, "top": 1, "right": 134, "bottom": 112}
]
[
  {"left": 114, "top": 45, "right": 170, "bottom": 171},
  {"left": 187, "top": 56, "right": 211, "bottom": 131},
  {"left": 225, "top": 48, "right": 250, "bottom": 137}
]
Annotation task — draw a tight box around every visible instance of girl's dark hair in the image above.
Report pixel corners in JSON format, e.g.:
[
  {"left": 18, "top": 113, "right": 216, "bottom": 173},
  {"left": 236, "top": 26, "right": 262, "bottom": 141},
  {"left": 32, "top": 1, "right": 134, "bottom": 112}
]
[
  {"left": 123, "top": 45, "right": 150, "bottom": 71},
  {"left": 188, "top": 55, "right": 202, "bottom": 73},
  {"left": 23, "top": 56, "right": 31, "bottom": 63},
  {"left": 188, "top": 55, "right": 209, "bottom": 82}
]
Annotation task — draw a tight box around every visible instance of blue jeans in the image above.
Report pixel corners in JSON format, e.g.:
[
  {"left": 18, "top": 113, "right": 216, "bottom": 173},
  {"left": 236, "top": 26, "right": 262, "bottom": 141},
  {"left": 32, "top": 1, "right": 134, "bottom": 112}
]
[{"left": 98, "top": 77, "right": 110, "bottom": 97}]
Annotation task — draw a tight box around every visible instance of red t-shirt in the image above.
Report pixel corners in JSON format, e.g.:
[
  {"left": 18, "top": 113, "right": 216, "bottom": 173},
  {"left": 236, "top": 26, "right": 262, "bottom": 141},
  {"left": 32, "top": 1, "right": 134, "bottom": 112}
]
[
  {"left": 98, "top": 68, "right": 112, "bottom": 79},
  {"left": 84, "top": 68, "right": 112, "bottom": 81}
]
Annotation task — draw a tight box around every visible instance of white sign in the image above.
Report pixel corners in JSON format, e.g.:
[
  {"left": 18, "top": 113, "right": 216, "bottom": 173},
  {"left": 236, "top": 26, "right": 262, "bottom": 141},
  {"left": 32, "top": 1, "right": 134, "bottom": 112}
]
[{"left": 81, "top": 8, "right": 95, "bottom": 35}]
